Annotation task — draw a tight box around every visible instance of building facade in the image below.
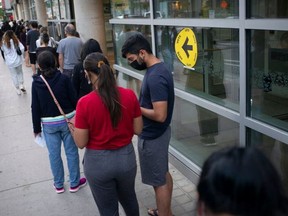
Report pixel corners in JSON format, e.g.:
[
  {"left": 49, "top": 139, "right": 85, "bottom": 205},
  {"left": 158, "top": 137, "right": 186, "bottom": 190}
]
[{"left": 11, "top": 0, "right": 288, "bottom": 187}]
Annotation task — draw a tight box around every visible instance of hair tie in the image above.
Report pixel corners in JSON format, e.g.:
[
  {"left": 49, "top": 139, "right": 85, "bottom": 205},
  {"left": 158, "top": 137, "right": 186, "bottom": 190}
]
[{"left": 97, "top": 61, "right": 105, "bottom": 68}]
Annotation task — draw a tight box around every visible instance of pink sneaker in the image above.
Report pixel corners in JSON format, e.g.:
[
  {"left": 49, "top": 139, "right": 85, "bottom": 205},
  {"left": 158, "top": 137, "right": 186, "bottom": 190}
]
[
  {"left": 69, "top": 177, "right": 87, "bottom": 193},
  {"left": 54, "top": 184, "right": 65, "bottom": 194}
]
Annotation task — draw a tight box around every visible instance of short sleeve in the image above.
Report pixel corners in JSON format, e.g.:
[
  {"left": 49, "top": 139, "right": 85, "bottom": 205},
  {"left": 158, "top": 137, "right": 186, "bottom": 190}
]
[
  {"left": 148, "top": 75, "right": 169, "bottom": 102},
  {"left": 56, "top": 41, "right": 63, "bottom": 54},
  {"left": 75, "top": 98, "right": 89, "bottom": 129}
]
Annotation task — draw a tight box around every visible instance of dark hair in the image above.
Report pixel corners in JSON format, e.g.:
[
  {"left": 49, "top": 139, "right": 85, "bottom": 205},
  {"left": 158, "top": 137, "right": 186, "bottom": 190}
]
[
  {"left": 37, "top": 51, "right": 56, "bottom": 77},
  {"left": 197, "top": 146, "right": 288, "bottom": 216},
  {"left": 83, "top": 52, "right": 121, "bottom": 128},
  {"left": 19, "top": 25, "right": 26, "bottom": 32},
  {"left": 30, "top": 21, "right": 38, "bottom": 29},
  {"left": 74, "top": 31, "right": 80, "bottom": 37},
  {"left": 80, "top": 39, "right": 102, "bottom": 62},
  {"left": 37, "top": 24, "right": 43, "bottom": 30},
  {"left": 40, "top": 33, "right": 50, "bottom": 45},
  {"left": 121, "top": 33, "right": 152, "bottom": 58},
  {"left": 39, "top": 26, "right": 48, "bottom": 34},
  {"left": 0, "top": 29, "right": 4, "bottom": 41}
]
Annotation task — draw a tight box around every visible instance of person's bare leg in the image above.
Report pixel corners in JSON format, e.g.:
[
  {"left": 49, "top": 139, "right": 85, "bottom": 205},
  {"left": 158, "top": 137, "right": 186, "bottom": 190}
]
[
  {"left": 31, "top": 64, "right": 36, "bottom": 75},
  {"left": 25, "top": 51, "right": 31, "bottom": 67},
  {"left": 154, "top": 172, "right": 173, "bottom": 216}
]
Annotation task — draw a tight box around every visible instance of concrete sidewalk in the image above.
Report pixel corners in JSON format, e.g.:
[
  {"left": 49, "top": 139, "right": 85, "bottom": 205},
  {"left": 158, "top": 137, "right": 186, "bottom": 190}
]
[{"left": 0, "top": 58, "right": 197, "bottom": 216}]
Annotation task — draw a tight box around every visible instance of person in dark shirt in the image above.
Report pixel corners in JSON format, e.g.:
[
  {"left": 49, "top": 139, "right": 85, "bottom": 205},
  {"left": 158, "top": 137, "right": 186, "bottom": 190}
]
[
  {"left": 122, "top": 33, "right": 175, "bottom": 216},
  {"left": 72, "top": 38, "right": 103, "bottom": 100},
  {"left": 31, "top": 51, "right": 86, "bottom": 194},
  {"left": 26, "top": 21, "right": 40, "bottom": 75},
  {"left": 19, "top": 25, "right": 31, "bottom": 67}
]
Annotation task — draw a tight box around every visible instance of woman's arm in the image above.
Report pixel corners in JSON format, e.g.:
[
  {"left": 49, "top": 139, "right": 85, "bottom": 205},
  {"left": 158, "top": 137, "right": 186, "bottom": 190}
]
[
  {"left": 74, "top": 128, "right": 89, "bottom": 149},
  {"left": 133, "top": 115, "right": 143, "bottom": 135}
]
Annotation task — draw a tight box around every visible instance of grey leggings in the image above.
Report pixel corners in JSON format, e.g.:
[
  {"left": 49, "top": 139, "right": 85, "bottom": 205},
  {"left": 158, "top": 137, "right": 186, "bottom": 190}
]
[{"left": 83, "top": 143, "right": 139, "bottom": 216}]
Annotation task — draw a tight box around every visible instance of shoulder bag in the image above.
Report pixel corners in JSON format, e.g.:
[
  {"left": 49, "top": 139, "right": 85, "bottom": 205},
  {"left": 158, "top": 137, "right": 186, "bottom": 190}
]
[
  {"left": 40, "top": 75, "right": 76, "bottom": 139},
  {"left": 15, "top": 42, "right": 22, "bottom": 55}
]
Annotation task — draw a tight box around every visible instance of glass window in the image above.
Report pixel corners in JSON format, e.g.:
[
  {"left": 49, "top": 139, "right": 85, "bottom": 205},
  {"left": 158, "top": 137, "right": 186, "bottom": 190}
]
[
  {"left": 156, "top": 26, "right": 239, "bottom": 111},
  {"left": 154, "top": 0, "right": 239, "bottom": 19},
  {"left": 45, "top": 0, "right": 53, "bottom": 20},
  {"left": 113, "top": 24, "right": 151, "bottom": 74},
  {"left": 248, "top": 0, "right": 288, "bottom": 18},
  {"left": 111, "top": 0, "right": 150, "bottom": 18},
  {"left": 118, "top": 73, "right": 142, "bottom": 96},
  {"left": 47, "top": 22, "right": 61, "bottom": 41},
  {"left": 52, "top": 0, "right": 60, "bottom": 20},
  {"left": 29, "top": 0, "right": 37, "bottom": 20},
  {"left": 171, "top": 97, "right": 239, "bottom": 166},
  {"left": 59, "top": 0, "right": 70, "bottom": 20},
  {"left": 248, "top": 129, "right": 288, "bottom": 191},
  {"left": 248, "top": 30, "right": 288, "bottom": 132},
  {"left": 118, "top": 74, "right": 239, "bottom": 167}
]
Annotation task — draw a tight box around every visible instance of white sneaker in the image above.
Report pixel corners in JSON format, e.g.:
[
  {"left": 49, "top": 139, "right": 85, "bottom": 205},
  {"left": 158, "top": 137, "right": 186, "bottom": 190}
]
[
  {"left": 16, "top": 88, "right": 21, "bottom": 95},
  {"left": 20, "top": 85, "right": 26, "bottom": 94}
]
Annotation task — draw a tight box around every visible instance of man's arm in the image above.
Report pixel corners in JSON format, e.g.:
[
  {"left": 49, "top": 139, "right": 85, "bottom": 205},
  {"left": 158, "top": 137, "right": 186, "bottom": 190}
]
[
  {"left": 58, "top": 53, "right": 64, "bottom": 71},
  {"left": 141, "top": 101, "right": 167, "bottom": 123}
]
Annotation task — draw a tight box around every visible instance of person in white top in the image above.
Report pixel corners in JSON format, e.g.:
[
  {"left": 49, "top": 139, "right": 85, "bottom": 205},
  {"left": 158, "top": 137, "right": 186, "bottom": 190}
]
[
  {"left": 36, "top": 26, "right": 58, "bottom": 48},
  {"left": 0, "top": 30, "right": 26, "bottom": 95}
]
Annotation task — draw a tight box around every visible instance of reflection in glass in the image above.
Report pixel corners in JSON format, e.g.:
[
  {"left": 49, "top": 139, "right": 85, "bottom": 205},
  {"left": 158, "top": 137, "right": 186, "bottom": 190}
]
[
  {"left": 111, "top": 0, "right": 150, "bottom": 18},
  {"left": 46, "top": 1, "right": 53, "bottom": 20},
  {"left": 119, "top": 75, "right": 239, "bottom": 167},
  {"left": 29, "top": 0, "right": 37, "bottom": 20},
  {"left": 113, "top": 24, "right": 151, "bottom": 69},
  {"left": 47, "top": 22, "right": 61, "bottom": 41},
  {"left": 46, "top": 0, "right": 70, "bottom": 20},
  {"left": 154, "top": 0, "right": 239, "bottom": 18},
  {"left": 248, "top": 129, "right": 288, "bottom": 191},
  {"left": 59, "top": 0, "right": 70, "bottom": 19},
  {"left": 118, "top": 73, "right": 142, "bottom": 97},
  {"left": 156, "top": 26, "right": 239, "bottom": 111},
  {"left": 248, "top": 30, "right": 288, "bottom": 132},
  {"left": 171, "top": 97, "right": 239, "bottom": 166},
  {"left": 249, "top": 0, "right": 288, "bottom": 18},
  {"left": 52, "top": 0, "right": 60, "bottom": 20}
]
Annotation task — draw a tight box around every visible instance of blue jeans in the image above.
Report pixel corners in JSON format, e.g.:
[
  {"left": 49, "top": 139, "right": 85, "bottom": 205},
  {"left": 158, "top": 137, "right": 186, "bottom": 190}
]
[{"left": 43, "top": 123, "right": 80, "bottom": 188}]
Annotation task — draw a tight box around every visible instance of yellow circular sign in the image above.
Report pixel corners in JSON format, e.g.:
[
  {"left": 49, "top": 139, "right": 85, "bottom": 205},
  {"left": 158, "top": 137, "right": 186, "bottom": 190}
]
[{"left": 174, "top": 28, "right": 198, "bottom": 68}]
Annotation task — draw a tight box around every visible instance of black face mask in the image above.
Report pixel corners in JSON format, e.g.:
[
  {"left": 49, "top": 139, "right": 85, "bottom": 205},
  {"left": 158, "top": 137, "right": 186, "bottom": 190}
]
[{"left": 130, "top": 59, "right": 147, "bottom": 70}]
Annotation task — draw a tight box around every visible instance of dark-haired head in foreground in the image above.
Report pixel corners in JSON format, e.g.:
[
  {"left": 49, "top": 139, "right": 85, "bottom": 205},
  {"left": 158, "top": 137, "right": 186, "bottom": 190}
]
[
  {"left": 37, "top": 50, "right": 57, "bottom": 77},
  {"left": 197, "top": 146, "right": 288, "bottom": 216}
]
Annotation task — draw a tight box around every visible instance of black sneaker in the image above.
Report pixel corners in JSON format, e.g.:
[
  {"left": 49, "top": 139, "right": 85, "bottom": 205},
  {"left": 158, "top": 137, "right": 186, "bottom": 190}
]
[{"left": 20, "top": 85, "right": 26, "bottom": 94}]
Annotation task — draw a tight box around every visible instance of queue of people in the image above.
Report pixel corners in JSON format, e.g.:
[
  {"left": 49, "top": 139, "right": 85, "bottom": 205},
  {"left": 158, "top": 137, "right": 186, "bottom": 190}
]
[{"left": 1, "top": 19, "right": 288, "bottom": 216}]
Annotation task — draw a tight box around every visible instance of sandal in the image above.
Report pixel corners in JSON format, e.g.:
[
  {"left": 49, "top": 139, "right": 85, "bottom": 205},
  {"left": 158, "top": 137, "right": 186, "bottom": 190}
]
[{"left": 147, "top": 208, "right": 158, "bottom": 216}]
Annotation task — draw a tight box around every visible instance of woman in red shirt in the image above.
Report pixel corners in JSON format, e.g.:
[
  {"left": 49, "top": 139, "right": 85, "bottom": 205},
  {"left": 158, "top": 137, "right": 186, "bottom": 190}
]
[{"left": 74, "top": 52, "right": 142, "bottom": 216}]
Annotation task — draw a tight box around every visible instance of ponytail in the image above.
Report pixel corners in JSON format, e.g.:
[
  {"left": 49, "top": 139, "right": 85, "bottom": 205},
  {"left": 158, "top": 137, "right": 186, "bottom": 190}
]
[{"left": 84, "top": 52, "right": 121, "bottom": 128}]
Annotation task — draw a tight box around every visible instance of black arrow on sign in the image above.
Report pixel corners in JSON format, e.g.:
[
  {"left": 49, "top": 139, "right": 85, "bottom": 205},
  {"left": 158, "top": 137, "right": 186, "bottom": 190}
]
[{"left": 182, "top": 37, "right": 193, "bottom": 58}]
